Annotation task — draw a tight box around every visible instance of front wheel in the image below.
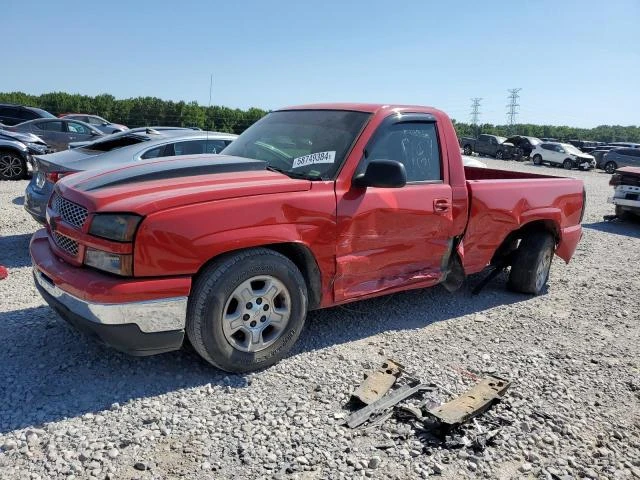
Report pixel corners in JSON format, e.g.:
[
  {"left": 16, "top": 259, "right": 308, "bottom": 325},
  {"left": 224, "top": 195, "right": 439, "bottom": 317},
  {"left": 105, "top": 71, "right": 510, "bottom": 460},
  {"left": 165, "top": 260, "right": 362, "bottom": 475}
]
[
  {"left": 495, "top": 150, "right": 504, "bottom": 160},
  {"left": 532, "top": 154, "right": 542, "bottom": 165},
  {"left": 463, "top": 145, "right": 473, "bottom": 156},
  {"left": 186, "top": 248, "right": 308, "bottom": 372},
  {"left": 0, "top": 150, "right": 27, "bottom": 180},
  {"left": 604, "top": 161, "right": 617, "bottom": 174},
  {"left": 508, "top": 232, "right": 555, "bottom": 295},
  {"left": 563, "top": 159, "right": 574, "bottom": 170}
]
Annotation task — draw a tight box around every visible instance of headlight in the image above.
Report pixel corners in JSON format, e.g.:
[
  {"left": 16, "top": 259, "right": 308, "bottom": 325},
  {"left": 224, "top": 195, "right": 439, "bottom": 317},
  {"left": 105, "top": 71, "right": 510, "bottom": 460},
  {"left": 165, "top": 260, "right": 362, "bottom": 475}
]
[
  {"left": 89, "top": 214, "right": 142, "bottom": 242},
  {"left": 26, "top": 142, "right": 47, "bottom": 154},
  {"left": 84, "top": 248, "right": 133, "bottom": 276}
]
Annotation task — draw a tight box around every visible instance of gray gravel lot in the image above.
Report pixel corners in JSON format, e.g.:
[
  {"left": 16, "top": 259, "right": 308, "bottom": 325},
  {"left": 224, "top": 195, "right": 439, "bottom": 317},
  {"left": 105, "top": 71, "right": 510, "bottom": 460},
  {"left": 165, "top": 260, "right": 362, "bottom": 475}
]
[{"left": 0, "top": 158, "right": 639, "bottom": 480}]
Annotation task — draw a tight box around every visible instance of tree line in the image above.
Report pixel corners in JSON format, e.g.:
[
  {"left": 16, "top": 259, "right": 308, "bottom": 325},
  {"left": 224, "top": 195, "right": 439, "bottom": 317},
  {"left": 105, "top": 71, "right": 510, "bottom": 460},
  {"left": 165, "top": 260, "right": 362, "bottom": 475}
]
[{"left": 1, "top": 91, "right": 639, "bottom": 142}]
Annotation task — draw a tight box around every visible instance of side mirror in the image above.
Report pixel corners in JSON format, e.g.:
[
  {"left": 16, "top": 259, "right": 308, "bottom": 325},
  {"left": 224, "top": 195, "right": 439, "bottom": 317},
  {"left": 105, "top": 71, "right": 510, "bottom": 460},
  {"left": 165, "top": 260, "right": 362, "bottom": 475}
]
[
  {"left": 101, "top": 122, "right": 109, "bottom": 126},
  {"left": 352, "top": 160, "right": 407, "bottom": 189},
  {"left": 91, "top": 131, "right": 100, "bottom": 136}
]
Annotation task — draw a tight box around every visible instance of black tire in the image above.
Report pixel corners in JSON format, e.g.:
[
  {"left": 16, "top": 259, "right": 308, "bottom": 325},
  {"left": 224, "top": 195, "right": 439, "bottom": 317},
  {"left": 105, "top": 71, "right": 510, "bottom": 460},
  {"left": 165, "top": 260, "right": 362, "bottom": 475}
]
[
  {"left": 604, "top": 161, "right": 617, "bottom": 174},
  {"left": 563, "top": 159, "right": 573, "bottom": 170},
  {"left": 186, "top": 248, "right": 308, "bottom": 372},
  {"left": 532, "top": 154, "right": 542, "bottom": 165},
  {"left": 615, "top": 205, "right": 633, "bottom": 221},
  {"left": 508, "top": 232, "right": 555, "bottom": 295},
  {"left": 463, "top": 145, "right": 473, "bottom": 156},
  {"left": 0, "top": 150, "right": 27, "bottom": 180},
  {"left": 495, "top": 150, "right": 504, "bottom": 160}
]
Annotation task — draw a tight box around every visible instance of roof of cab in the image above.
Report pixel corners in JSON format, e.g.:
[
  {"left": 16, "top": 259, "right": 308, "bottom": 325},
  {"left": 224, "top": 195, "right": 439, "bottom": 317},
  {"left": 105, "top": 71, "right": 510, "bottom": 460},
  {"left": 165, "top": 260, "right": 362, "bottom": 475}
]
[{"left": 278, "top": 103, "right": 442, "bottom": 115}]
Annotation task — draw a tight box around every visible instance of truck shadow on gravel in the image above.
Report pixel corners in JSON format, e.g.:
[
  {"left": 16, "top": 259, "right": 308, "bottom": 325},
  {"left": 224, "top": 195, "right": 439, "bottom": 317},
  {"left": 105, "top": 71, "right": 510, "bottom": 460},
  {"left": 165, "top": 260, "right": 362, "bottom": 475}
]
[
  {"left": 583, "top": 220, "right": 640, "bottom": 239},
  {"left": 0, "top": 233, "right": 33, "bottom": 268},
  {"left": 0, "top": 274, "right": 527, "bottom": 434}
]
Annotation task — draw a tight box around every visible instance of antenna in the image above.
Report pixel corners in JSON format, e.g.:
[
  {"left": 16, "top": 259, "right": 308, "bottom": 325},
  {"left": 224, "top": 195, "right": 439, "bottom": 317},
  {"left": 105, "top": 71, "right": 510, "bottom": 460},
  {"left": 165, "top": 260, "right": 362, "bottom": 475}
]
[{"left": 206, "top": 73, "right": 213, "bottom": 148}]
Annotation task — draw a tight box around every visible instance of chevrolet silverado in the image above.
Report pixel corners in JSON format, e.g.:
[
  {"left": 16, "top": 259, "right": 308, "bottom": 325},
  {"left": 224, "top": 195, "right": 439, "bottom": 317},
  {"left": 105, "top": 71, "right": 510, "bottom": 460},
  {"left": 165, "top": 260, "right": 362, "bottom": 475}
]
[{"left": 31, "top": 104, "right": 585, "bottom": 372}]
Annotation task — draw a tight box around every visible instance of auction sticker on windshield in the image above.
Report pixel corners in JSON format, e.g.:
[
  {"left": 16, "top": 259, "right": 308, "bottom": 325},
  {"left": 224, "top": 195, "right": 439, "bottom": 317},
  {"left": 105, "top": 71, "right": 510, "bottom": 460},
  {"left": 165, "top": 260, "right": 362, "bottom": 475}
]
[{"left": 292, "top": 151, "right": 336, "bottom": 169}]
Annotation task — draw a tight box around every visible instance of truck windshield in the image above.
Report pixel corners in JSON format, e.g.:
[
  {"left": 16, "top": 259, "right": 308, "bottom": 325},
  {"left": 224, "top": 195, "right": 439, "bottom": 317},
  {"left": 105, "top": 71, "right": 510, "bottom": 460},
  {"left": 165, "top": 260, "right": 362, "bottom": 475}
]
[{"left": 222, "top": 110, "right": 371, "bottom": 180}]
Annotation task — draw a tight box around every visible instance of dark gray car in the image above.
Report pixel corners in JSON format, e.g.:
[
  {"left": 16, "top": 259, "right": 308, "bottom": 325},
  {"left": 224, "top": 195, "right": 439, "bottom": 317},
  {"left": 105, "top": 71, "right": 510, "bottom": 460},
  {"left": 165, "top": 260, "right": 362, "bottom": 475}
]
[
  {"left": 9, "top": 118, "right": 104, "bottom": 151},
  {"left": 61, "top": 114, "right": 128, "bottom": 134},
  {"left": 24, "top": 129, "right": 237, "bottom": 223},
  {"left": 601, "top": 148, "right": 640, "bottom": 174}
]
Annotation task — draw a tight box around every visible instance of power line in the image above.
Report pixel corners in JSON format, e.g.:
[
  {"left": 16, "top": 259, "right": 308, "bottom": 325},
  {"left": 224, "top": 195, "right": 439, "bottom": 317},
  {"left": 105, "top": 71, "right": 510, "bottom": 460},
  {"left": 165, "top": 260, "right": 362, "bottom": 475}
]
[
  {"left": 470, "top": 98, "right": 482, "bottom": 126},
  {"left": 506, "top": 88, "right": 522, "bottom": 132}
]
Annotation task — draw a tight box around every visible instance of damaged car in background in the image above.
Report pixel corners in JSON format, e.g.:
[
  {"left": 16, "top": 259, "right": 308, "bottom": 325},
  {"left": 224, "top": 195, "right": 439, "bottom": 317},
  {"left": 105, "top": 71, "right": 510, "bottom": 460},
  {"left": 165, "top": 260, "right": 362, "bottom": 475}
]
[
  {"left": 0, "top": 128, "right": 51, "bottom": 180},
  {"left": 30, "top": 103, "right": 585, "bottom": 372},
  {"left": 606, "top": 167, "right": 640, "bottom": 220}
]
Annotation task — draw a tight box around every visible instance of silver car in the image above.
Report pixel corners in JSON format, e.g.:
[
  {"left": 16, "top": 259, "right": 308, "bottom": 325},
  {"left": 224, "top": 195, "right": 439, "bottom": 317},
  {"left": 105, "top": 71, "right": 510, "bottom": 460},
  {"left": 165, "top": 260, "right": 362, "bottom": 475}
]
[
  {"left": 8, "top": 118, "right": 104, "bottom": 151},
  {"left": 24, "top": 129, "right": 237, "bottom": 223},
  {"left": 61, "top": 114, "right": 128, "bottom": 134},
  {"left": 601, "top": 148, "right": 640, "bottom": 174}
]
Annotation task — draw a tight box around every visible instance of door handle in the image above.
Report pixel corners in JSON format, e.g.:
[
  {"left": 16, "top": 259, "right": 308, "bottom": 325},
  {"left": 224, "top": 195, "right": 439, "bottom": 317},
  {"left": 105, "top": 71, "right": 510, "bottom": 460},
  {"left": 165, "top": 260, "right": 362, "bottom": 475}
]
[{"left": 433, "top": 198, "right": 451, "bottom": 213}]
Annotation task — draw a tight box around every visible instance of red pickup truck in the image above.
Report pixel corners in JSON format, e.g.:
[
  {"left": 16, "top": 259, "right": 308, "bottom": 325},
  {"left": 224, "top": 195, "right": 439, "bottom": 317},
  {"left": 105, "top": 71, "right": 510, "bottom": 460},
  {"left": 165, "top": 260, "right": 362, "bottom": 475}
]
[{"left": 31, "top": 104, "right": 585, "bottom": 372}]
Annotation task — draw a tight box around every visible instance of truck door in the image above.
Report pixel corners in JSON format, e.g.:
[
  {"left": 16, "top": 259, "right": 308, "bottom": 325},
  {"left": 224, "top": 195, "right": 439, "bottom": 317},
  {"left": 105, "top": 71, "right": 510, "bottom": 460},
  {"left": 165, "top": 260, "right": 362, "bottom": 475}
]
[
  {"left": 334, "top": 114, "right": 454, "bottom": 301},
  {"left": 476, "top": 135, "right": 490, "bottom": 155}
]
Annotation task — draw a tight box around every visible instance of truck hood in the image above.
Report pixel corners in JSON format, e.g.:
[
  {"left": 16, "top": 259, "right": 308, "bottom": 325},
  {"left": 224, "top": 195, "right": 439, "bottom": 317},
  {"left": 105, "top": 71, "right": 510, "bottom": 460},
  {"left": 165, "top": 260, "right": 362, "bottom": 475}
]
[{"left": 57, "top": 154, "right": 313, "bottom": 215}]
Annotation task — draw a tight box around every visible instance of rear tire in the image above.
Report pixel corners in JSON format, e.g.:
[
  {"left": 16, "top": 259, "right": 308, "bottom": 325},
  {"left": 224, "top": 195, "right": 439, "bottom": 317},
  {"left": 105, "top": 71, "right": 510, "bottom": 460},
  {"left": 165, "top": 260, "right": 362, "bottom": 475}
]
[
  {"left": 463, "top": 145, "right": 473, "bottom": 156},
  {"left": 496, "top": 150, "right": 504, "bottom": 160},
  {"left": 563, "top": 159, "right": 573, "bottom": 170},
  {"left": 604, "top": 161, "right": 617, "bottom": 174},
  {"left": 0, "top": 150, "right": 27, "bottom": 180},
  {"left": 508, "top": 232, "right": 555, "bottom": 295},
  {"left": 186, "top": 248, "right": 308, "bottom": 372},
  {"left": 532, "top": 154, "right": 542, "bottom": 165}
]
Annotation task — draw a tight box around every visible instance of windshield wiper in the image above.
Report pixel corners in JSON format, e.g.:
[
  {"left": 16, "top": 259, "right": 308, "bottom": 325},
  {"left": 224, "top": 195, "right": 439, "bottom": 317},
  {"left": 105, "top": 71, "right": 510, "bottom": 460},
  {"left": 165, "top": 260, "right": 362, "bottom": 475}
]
[{"left": 266, "top": 166, "right": 323, "bottom": 181}]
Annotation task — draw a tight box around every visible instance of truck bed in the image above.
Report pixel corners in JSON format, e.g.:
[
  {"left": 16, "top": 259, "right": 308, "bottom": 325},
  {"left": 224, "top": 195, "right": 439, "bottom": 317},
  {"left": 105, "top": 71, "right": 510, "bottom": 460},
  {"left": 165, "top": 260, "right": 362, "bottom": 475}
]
[{"left": 461, "top": 167, "right": 584, "bottom": 274}]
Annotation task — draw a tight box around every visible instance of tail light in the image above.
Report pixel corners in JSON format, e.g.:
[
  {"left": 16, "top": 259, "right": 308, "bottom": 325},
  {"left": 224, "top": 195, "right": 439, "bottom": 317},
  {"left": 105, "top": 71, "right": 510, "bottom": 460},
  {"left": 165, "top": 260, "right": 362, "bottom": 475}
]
[
  {"left": 45, "top": 171, "right": 73, "bottom": 183},
  {"left": 609, "top": 173, "right": 622, "bottom": 186}
]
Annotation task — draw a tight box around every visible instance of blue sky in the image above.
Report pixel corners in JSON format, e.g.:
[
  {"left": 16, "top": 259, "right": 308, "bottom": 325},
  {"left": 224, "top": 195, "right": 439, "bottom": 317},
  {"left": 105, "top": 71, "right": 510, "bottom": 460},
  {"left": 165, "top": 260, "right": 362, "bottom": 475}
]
[{"left": 4, "top": 0, "right": 639, "bottom": 127}]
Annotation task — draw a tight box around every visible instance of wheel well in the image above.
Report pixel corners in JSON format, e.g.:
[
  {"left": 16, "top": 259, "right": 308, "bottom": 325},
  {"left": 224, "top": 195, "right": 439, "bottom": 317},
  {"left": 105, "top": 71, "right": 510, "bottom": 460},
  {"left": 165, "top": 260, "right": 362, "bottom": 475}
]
[
  {"left": 0, "top": 146, "right": 27, "bottom": 158},
  {"left": 193, "top": 243, "right": 323, "bottom": 310},
  {"left": 490, "top": 220, "right": 559, "bottom": 265}
]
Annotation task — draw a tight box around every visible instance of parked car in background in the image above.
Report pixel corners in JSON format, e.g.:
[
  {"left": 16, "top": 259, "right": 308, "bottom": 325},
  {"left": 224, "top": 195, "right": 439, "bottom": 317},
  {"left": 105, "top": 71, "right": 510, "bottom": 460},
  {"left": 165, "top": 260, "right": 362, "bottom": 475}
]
[
  {"left": 505, "top": 135, "right": 541, "bottom": 158},
  {"left": 7, "top": 118, "right": 104, "bottom": 151},
  {"left": 591, "top": 146, "right": 620, "bottom": 169},
  {"left": 607, "top": 167, "right": 640, "bottom": 220},
  {"left": 0, "top": 104, "right": 56, "bottom": 126},
  {"left": 608, "top": 142, "right": 640, "bottom": 149},
  {"left": 67, "top": 127, "right": 199, "bottom": 149},
  {"left": 25, "top": 130, "right": 237, "bottom": 223},
  {"left": 601, "top": 148, "right": 640, "bottom": 174},
  {"left": 531, "top": 142, "right": 596, "bottom": 170},
  {"left": 0, "top": 128, "right": 52, "bottom": 180},
  {"left": 568, "top": 140, "right": 600, "bottom": 153},
  {"left": 541, "top": 137, "right": 560, "bottom": 142},
  {"left": 459, "top": 134, "right": 516, "bottom": 159},
  {"left": 60, "top": 114, "right": 128, "bottom": 134}
]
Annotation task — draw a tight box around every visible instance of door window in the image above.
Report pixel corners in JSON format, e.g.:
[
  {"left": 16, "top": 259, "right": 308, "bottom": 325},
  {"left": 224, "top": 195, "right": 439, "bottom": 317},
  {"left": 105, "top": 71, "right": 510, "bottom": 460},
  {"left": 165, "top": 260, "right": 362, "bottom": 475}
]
[
  {"left": 140, "top": 146, "right": 166, "bottom": 159},
  {"left": 362, "top": 122, "right": 441, "bottom": 182},
  {"left": 66, "top": 121, "right": 91, "bottom": 134},
  {"left": 173, "top": 140, "right": 205, "bottom": 156},
  {"left": 36, "top": 121, "right": 64, "bottom": 132},
  {"left": 87, "top": 116, "right": 106, "bottom": 125}
]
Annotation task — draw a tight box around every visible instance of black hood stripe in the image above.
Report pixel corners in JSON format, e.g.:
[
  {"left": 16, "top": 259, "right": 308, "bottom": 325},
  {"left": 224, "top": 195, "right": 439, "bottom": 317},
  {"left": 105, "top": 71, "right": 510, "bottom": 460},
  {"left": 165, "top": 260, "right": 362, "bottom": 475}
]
[{"left": 77, "top": 155, "right": 267, "bottom": 191}]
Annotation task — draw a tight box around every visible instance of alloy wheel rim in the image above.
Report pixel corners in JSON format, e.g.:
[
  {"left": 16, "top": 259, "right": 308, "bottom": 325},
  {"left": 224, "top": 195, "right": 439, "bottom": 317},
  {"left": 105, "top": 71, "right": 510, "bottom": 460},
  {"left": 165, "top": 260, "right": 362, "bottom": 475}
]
[
  {"left": 0, "top": 154, "right": 23, "bottom": 178},
  {"left": 221, "top": 275, "right": 291, "bottom": 353}
]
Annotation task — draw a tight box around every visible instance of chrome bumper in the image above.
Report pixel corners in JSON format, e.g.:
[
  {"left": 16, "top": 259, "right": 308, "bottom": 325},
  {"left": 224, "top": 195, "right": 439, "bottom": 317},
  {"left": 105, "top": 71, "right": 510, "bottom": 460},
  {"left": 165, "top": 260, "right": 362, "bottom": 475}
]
[{"left": 34, "top": 267, "right": 187, "bottom": 333}]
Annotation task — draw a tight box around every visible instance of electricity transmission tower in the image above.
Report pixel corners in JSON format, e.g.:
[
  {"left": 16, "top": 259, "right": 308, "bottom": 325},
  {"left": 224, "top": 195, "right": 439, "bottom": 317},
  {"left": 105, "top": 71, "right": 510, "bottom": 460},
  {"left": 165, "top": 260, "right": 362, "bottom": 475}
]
[
  {"left": 506, "top": 88, "right": 522, "bottom": 133},
  {"left": 470, "top": 98, "right": 482, "bottom": 136}
]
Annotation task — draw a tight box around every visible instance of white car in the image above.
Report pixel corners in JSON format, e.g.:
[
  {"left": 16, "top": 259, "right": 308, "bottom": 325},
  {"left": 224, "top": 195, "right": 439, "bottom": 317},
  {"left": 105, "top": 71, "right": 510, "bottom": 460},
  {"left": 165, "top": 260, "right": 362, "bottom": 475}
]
[{"left": 530, "top": 142, "right": 596, "bottom": 170}]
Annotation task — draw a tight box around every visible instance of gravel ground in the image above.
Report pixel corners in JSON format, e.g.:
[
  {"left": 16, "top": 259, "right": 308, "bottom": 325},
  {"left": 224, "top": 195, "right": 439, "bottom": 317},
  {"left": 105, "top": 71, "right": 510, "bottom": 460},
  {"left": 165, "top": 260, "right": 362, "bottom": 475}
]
[{"left": 0, "top": 159, "right": 639, "bottom": 480}]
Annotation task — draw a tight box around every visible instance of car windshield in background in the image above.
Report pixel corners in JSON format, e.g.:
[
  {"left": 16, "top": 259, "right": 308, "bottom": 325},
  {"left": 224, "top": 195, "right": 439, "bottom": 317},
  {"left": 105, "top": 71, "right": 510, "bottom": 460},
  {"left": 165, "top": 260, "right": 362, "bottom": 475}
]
[
  {"left": 563, "top": 144, "right": 583, "bottom": 155},
  {"left": 527, "top": 137, "right": 541, "bottom": 145},
  {"left": 80, "top": 134, "right": 149, "bottom": 152},
  {"left": 31, "top": 108, "right": 56, "bottom": 118},
  {"left": 222, "top": 110, "right": 371, "bottom": 180},
  {"left": 496, "top": 136, "right": 507, "bottom": 143}
]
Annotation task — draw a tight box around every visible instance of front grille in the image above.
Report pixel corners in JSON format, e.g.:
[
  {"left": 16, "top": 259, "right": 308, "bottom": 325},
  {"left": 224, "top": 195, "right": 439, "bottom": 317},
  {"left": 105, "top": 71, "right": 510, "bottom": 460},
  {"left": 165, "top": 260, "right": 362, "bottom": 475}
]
[
  {"left": 51, "top": 193, "right": 88, "bottom": 229},
  {"left": 53, "top": 231, "right": 79, "bottom": 256}
]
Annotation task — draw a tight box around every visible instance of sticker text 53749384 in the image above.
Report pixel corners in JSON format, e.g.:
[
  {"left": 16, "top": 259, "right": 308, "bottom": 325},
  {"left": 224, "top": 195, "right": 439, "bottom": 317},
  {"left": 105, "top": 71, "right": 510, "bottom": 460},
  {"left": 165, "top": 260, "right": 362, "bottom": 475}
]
[{"left": 292, "top": 151, "right": 336, "bottom": 169}]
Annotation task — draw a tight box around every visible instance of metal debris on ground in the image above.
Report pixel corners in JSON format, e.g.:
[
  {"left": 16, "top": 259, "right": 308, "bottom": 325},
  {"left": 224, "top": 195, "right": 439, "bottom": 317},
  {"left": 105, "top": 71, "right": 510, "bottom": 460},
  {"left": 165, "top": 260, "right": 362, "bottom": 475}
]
[
  {"left": 351, "top": 359, "right": 404, "bottom": 405},
  {"left": 343, "top": 360, "right": 512, "bottom": 452},
  {"left": 426, "top": 376, "right": 511, "bottom": 426}
]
